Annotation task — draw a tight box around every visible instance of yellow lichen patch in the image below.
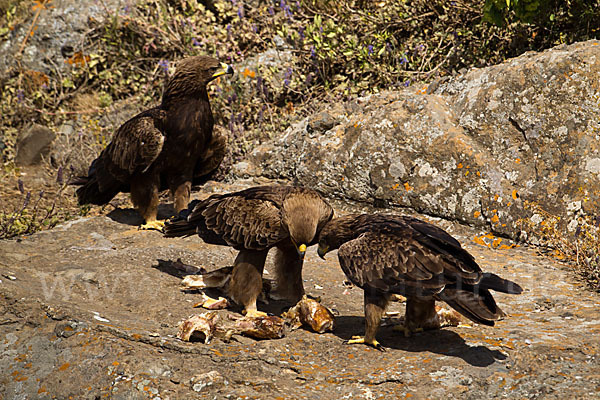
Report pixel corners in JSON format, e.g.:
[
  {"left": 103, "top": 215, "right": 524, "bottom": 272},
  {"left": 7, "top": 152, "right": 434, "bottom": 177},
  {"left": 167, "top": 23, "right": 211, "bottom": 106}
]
[
  {"left": 38, "top": 386, "right": 47, "bottom": 394},
  {"left": 112, "top": 361, "right": 120, "bottom": 366},
  {"left": 58, "top": 362, "right": 70, "bottom": 371},
  {"left": 476, "top": 171, "right": 481, "bottom": 176},
  {"left": 403, "top": 182, "right": 413, "bottom": 191},
  {"left": 490, "top": 214, "right": 500, "bottom": 224},
  {"left": 473, "top": 211, "right": 481, "bottom": 218},
  {"left": 391, "top": 183, "right": 400, "bottom": 190},
  {"left": 515, "top": 158, "right": 521, "bottom": 164},
  {"left": 465, "top": 171, "right": 469, "bottom": 176},
  {"left": 457, "top": 163, "right": 463, "bottom": 169},
  {"left": 512, "top": 190, "right": 518, "bottom": 200}
]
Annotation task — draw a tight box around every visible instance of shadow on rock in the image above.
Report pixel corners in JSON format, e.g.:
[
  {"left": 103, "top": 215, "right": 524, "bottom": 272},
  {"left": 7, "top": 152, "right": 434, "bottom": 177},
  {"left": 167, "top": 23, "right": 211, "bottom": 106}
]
[
  {"left": 334, "top": 316, "right": 506, "bottom": 367},
  {"left": 107, "top": 204, "right": 175, "bottom": 226}
]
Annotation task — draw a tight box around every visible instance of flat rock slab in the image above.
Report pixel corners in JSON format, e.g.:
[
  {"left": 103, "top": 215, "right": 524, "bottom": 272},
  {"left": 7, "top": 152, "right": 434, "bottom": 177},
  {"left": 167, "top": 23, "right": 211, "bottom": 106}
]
[{"left": 1, "top": 181, "right": 599, "bottom": 399}]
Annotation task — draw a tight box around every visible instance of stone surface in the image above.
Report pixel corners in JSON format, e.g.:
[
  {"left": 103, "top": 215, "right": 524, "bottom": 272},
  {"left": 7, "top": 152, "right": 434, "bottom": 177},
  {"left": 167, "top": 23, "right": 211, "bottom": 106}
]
[
  {"left": 1, "top": 180, "right": 599, "bottom": 399},
  {"left": 14, "top": 124, "right": 56, "bottom": 166},
  {"left": 0, "top": 0, "right": 121, "bottom": 78},
  {"left": 242, "top": 40, "right": 600, "bottom": 240}
]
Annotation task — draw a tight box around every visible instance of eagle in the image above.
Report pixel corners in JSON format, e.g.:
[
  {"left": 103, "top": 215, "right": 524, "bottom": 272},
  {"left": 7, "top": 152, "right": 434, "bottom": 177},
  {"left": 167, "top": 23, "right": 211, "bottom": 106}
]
[
  {"left": 164, "top": 185, "right": 334, "bottom": 317},
  {"left": 74, "top": 56, "right": 234, "bottom": 230},
  {"left": 317, "top": 214, "right": 523, "bottom": 350}
]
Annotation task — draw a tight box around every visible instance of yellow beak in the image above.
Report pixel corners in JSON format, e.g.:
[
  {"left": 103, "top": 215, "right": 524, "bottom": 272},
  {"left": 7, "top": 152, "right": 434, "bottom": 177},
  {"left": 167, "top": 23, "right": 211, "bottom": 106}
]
[
  {"left": 297, "top": 243, "right": 307, "bottom": 259},
  {"left": 212, "top": 62, "right": 234, "bottom": 79}
]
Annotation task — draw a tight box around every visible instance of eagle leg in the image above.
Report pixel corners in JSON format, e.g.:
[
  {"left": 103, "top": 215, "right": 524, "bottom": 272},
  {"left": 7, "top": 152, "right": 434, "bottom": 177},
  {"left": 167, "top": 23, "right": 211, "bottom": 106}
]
[
  {"left": 344, "top": 292, "right": 389, "bottom": 351},
  {"left": 393, "top": 297, "right": 437, "bottom": 337},
  {"left": 270, "top": 245, "right": 305, "bottom": 303},
  {"left": 131, "top": 175, "right": 163, "bottom": 230},
  {"left": 172, "top": 180, "right": 192, "bottom": 213},
  {"left": 228, "top": 249, "right": 269, "bottom": 316}
]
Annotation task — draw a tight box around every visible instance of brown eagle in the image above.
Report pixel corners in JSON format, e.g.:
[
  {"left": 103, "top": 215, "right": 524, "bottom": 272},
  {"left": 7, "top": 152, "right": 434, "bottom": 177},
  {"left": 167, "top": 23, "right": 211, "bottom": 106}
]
[
  {"left": 164, "top": 185, "right": 334, "bottom": 317},
  {"left": 74, "top": 56, "right": 234, "bottom": 230},
  {"left": 317, "top": 214, "right": 523, "bottom": 350}
]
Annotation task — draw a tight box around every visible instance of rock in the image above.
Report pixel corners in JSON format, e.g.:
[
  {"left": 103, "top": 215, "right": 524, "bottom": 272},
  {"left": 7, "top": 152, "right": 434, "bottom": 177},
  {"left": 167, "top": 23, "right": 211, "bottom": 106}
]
[
  {"left": 15, "top": 124, "right": 56, "bottom": 166},
  {"left": 190, "top": 371, "right": 226, "bottom": 392},
  {"left": 0, "top": 0, "right": 122, "bottom": 78},
  {"left": 0, "top": 180, "right": 599, "bottom": 398},
  {"left": 244, "top": 40, "right": 600, "bottom": 241},
  {"left": 53, "top": 320, "right": 88, "bottom": 338}
]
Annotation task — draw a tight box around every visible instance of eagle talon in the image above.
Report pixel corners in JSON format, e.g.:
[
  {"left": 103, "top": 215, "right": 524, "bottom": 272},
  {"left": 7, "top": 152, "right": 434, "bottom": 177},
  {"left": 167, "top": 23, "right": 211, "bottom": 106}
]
[
  {"left": 139, "top": 220, "right": 165, "bottom": 231},
  {"left": 344, "top": 336, "right": 386, "bottom": 352},
  {"left": 243, "top": 309, "right": 269, "bottom": 318}
]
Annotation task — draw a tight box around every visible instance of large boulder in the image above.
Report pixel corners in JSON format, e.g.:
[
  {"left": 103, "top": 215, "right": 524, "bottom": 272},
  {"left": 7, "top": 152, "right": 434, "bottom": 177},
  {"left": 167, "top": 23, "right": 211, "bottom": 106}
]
[
  {"left": 15, "top": 124, "right": 56, "bottom": 166},
  {"left": 242, "top": 40, "right": 600, "bottom": 240},
  {"left": 0, "top": 0, "right": 121, "bottom": 78}
]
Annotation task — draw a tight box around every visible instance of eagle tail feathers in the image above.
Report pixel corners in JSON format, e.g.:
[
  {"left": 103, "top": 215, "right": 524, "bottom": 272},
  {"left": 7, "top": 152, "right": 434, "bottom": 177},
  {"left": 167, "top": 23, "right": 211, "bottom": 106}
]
[
  {"left": 163, "top": 215, "right": 196, "bottom": 238},
  {"left": 75, "top": 175, "right": 120, "bottom": 206},
  {"left": 436, "top": 288, "right": 501, "bottom": 326},
  {"left": 479, "top": 273, "right": 523, "bottom": 294}
]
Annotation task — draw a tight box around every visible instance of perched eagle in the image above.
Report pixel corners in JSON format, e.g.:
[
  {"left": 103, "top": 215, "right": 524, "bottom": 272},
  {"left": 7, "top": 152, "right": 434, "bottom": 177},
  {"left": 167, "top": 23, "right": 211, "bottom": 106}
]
[
  {"left": 317, "top": 214, "right": 523, "bottom": 350},
  {"left": 164, "top": 185, "right": 334, "bottom": 317},
  {"left": 74, "top": 56, "right": 234, "bottom": 230}
]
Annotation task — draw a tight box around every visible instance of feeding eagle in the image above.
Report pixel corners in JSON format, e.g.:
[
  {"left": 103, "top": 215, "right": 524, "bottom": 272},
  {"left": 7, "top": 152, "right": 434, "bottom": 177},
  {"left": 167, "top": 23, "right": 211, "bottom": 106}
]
[
  {"left": 74, "top": 56, "right": 234, "bottom": 230},
  {"left": 164, "top": 185, "right": 334, "bottom": 317},
  {"left": 317, "top": 214, "right": 523, "bottom": 350}
]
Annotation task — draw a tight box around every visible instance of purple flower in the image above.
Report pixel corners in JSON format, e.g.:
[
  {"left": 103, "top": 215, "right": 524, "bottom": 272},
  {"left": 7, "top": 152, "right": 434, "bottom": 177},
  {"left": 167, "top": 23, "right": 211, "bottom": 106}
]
[
  {"left": 237, "top": 5, "right": 244, "bottom": 19},
  {"left": 310, "top": 46, "right": 316, "bottom": 58},
  {"left": 17, "top": 89, "right": 24, "bottom": 103},
  {"left": 298, "top": 27, "right": 305, "bottom": 40},
  {"left": 367, "top": 45, "right": 374, "bottom": 55},
  {"left": 57, "top": 167, "right": 63, "bottom": 185},
  {"left": 305, "top": 73, "right": 312, "bottom": 86},
  {"left": 158, "top": 60, "right": 169, "bottom": 73},
  {"left": 283, "top": 67, "right": 292, "bottom": 88},
  {"left": 268, "top": 6, "right": 274, "bottom": 15},
  {"left": 192, "top": 37, "right": 200, "bottom": 46},
  {"left": 400, "top": 55, "right": 408, "bottom": 64},
  {"left": 280, "top": 0, "right": 286, "bottom": 7},
  {"left": 403, "top": 79, "right": 411, "bottom": 87}
]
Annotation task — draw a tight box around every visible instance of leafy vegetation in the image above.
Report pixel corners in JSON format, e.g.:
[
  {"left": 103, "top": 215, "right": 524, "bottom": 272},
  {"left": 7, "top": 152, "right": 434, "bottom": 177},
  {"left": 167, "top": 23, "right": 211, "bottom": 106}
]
[{"left": 519, "top": 201, "right": 600, "bottom": 291}]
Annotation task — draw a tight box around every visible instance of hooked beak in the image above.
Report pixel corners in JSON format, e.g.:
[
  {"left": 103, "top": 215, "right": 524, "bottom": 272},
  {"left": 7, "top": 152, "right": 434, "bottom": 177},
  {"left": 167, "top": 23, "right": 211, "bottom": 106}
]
[
  {"left": 317, "top": 244, "right": 329, "bottom": 260},
  {"left": 297, "top": 243, "right": 307, "bottom": 260},
  {"left": 211, "top": 62, "right": 234, "bottom": 79}
]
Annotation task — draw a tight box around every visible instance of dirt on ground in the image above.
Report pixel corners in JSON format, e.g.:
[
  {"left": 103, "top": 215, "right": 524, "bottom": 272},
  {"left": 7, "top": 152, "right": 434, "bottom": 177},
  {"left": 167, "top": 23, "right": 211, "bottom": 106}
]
[{"left": 1, "top": 179, "right": 599, "bottom": 399}]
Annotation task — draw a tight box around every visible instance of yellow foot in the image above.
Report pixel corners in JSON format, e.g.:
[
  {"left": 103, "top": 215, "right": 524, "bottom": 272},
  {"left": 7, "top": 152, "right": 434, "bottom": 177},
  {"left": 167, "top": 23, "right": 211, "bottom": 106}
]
[
  {"left": 344, "top": 336, "right": 386, "bottom": 352},
  {"left": 392, "top": 324, "right": 423, "bottom": 337},
  {"left": 139, "top": 220, "right": 165, "bottom": 231},
  {"left": 243, "top": 309, "right": 268, "bottom": 318}
]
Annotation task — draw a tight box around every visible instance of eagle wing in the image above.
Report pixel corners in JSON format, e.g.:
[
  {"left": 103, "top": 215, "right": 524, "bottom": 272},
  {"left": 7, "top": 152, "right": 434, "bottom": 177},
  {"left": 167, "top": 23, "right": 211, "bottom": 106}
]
[
  {"left": 188, "top": 192, "right": 288, "bottom": 250},
  {"left": 103, "top": 108, "right": 166, "bottom": 182},
  {"left": 337, "top": 223, "right": 481, "bottom": 297}
]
